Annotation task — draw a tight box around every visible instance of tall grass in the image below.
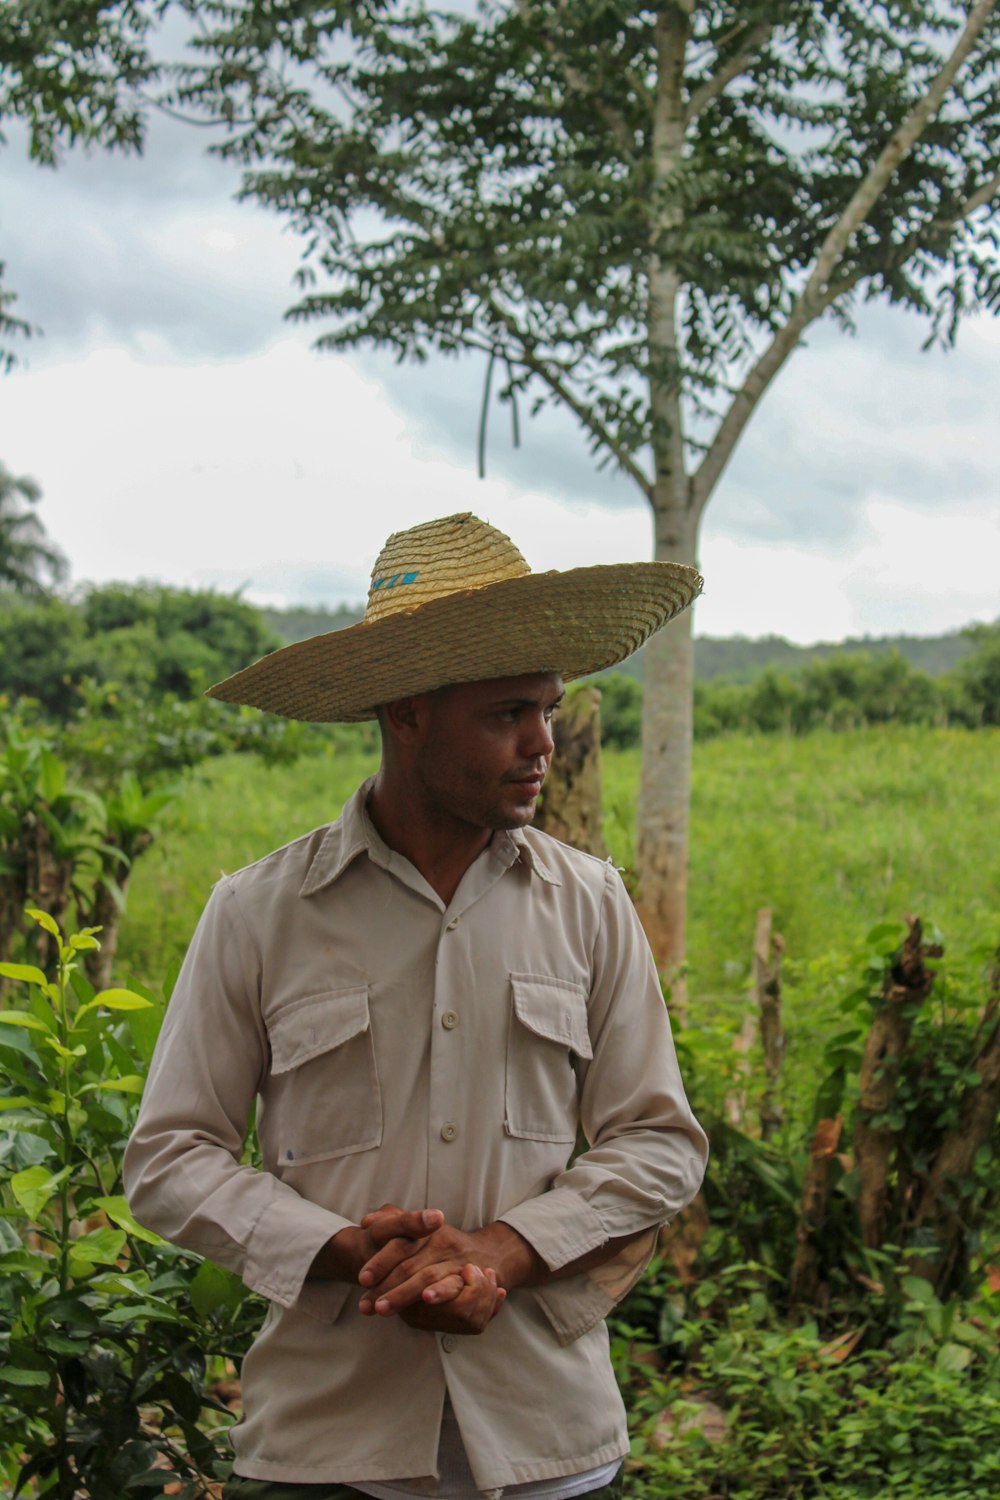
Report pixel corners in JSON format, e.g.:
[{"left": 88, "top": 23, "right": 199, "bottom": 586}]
[{"left": 120, "top": 727, "right": 999, "bottom": 1011}]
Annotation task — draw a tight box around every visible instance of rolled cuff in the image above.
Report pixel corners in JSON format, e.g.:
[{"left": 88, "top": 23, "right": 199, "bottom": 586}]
[
  {"left": 499, "top": 1187, "right": 608, "bottom": 1272},
  {"left": 525, "top": 1225, "right": 658, "bottom": 1346},
  {"left": 245, "top": 1196, "right": 356, "bottom": 1321}
]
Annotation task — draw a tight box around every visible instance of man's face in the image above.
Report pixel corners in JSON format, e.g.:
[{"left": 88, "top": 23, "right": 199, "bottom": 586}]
[{"left": 413, "top": 672, "right": 564, "bottom": 833}]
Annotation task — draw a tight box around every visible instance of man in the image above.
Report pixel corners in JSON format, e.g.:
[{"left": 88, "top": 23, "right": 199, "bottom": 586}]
[{"left": 124, "top": 512, "right": 708, "bottom": 1500}]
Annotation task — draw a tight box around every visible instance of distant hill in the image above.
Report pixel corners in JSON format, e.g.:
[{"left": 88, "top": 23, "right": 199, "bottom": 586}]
[
  {"left": 691, "top": 629, "right": 976, "bottom": 682},
  {"left": 263, "top": 604, "right": 363, "bottom": 642},
  {"left": 263, "top": 605, "right": 981, "bottom": 683}
]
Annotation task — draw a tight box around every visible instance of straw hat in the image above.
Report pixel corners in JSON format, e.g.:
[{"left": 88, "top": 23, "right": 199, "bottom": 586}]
[{"left": 207, "top": 513, "right": 703, "bottom": 722}]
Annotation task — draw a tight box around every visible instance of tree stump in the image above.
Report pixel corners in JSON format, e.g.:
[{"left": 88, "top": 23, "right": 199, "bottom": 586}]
[{"left": 534, "top": 687, "right": 608, "bottom": 859}]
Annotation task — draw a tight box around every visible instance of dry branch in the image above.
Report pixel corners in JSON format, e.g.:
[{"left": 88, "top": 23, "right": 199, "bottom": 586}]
[
  {"left": 907, "top": 946, "right": 1000, "bottom": 1289},
  {"left": 854, "top": 917, "right": 940, "bottom": 1249},
  {"left": 789, "top": 1115, "right": 844, "bottom": 1310}
]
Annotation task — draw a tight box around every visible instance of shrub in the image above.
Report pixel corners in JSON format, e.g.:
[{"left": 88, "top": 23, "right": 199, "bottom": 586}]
[{"left": 0, "top": 912, "right": 260, "bottom": 1494}]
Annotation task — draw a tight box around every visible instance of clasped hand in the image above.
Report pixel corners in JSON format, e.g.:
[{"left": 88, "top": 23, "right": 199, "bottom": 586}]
[{"left": 337, "top": 1204, "right": 536, "bottom": 1335}]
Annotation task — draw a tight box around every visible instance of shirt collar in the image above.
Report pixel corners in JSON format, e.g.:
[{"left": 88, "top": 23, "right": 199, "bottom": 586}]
[{"left": 299, "top": 779, "right": 562, "bottom": 897}]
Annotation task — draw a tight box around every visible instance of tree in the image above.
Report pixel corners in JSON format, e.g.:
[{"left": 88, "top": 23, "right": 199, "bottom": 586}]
[
  {"left": 0, "top": 0, "right": 169, "bottom": 367},
  {"left": 175, "top": 0, "right": 1000, "bottom": 974},
  {"left": 0, "top": 464, "right": 67, "bottom": 595}
]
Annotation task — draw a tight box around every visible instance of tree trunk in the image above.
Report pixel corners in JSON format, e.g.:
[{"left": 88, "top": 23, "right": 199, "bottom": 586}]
[
  {"left": 634, "top": 7, "right": 700, "bottom": 984},
  {"left": 634, "top": 519, "right": 698, "bottom": 985},
  {"left": 534, "top": 687, "right": 608, "bottom": 858}
]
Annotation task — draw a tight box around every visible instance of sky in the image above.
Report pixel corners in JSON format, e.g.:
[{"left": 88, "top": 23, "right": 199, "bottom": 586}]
[{"left": 2, "top": 96, "right": 999, "bottom": 646}]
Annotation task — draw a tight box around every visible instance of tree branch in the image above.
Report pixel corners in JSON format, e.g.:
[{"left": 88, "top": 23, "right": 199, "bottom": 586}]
[
  {"left": 441, "top": 295, "right": 653, "bottom": 495},
  {"left": 684, "top": 22, "right": 774, "bottom": 126},
  {"left": 515, "top": 0, "right": 636, "bottom": 153},
  {"left": 520, "top": 344, "right": 653, "bottom": 497},
  {"left": 690, "top": 0, "right": 998, "bottom": 515},
  {"left": 951, "top": 167, "right": 1000, "bottom": 222}
]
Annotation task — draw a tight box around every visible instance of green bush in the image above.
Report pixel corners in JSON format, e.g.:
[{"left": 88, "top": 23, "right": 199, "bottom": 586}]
[
  {"left": 615, "top": 1271, "right": 1000, "bottom": 1499},
  {"left": 0, "top": 585, "right": 282, "bottom": 717},
  {"left": 0, "top": 912, "right": 259, "bottom": 1494}
]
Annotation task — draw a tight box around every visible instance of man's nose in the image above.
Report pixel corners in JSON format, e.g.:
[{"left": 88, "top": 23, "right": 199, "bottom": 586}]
[{"left": 522, "top": 711, "right": 555, "bottom": 760}]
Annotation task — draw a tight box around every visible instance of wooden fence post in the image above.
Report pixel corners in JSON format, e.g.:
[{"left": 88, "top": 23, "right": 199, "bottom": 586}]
[{"left": 755, "top": 908, "right": 785, "bottom": 1141}]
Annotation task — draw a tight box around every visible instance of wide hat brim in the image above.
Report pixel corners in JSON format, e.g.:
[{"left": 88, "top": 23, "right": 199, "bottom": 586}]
[{"left": 207, "top": 561, "right": 702, "bottom": 722}]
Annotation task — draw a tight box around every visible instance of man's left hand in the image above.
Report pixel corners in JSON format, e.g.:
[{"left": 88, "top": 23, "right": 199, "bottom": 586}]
[{"left": 358, "top": 1216, "right": 543, "bottom": 1318}]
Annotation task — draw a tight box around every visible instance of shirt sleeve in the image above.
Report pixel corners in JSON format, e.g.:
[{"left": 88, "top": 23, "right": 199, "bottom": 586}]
[
  {"left": 499, "top": 862, "right": 708, "bottom": 1343},
  {"left": 122, "top": 878, "right": 354, "bottom": 1321}
]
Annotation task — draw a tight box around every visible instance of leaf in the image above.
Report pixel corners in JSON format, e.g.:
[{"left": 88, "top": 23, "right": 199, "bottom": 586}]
[
  {"left": 0, "top": 963, "right": 48, "bottom": 988},
  {"left": 42, "top": 1037, "right": 86, "bottom": 1060},
  {"left": 38, "top": 748, "right": 67, "bottom": 804},
  {"left": 901, "top": 1275, "right": 938, "bottom": 1306},
  {"left": 11, "top": 1164, "right": 72, "bottom": 1220},
  {"left": 102, "top": 1302, "right": 184, "bottom": 1325},
  {"left": 67, "top": 1227, "right": 127, "bottom": 1267},
  {"left": 25, "top": 908, "right": 61, "bottom": 941},
  {"left": 0, "top": 1365, "right": 50, "bottom": 1387},
  {"left": 0, "top": 1011, "right": 51, "bottom": 1035},
  {"left": 865, "top": 922, "right": 907, "bottom": 949},
  {"left": 936, "top": 1342, "right": 973, "bottom": 1374},
  {"left": 189, "top": 1259, "right": 246, "bottom": 1319},
  {"left": 0, "top": 1024, "right": 41, "bottom": 1058},
  {"left": 92, "top": 1195, "right": 164, "bottom": 1247},
  {"left": 79, "top": 1075, "right": 145, "bottom": 1095},
  {"left": 0, "top": 1097, "right": 35, "bottom": 1111},
  {"left": 76, "top": 988, "right": 154, "bottom": 1022},
  {"left": 819, "top": 1328, "right": 863, "bottom": 1362}
]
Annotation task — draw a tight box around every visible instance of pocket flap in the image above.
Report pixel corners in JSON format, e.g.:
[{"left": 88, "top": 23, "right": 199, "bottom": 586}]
[
  {"left": 269, "top": 986, "right": 371, "bottom": 1075},
  {"left": 510, "top": 974, "right": 592, "bottom": 1059}
]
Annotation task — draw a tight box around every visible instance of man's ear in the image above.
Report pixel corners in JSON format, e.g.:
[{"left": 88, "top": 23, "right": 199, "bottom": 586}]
[{"left": 379, "top": 694, "right": 431, "bottom": 746}]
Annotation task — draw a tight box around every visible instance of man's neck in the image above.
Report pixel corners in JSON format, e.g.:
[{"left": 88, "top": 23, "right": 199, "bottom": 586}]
[{"left": 366, "top": 774, "right": 493, "bottom": 907}]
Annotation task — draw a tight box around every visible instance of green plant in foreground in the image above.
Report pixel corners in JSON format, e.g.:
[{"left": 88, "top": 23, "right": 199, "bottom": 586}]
[{"left": 0, "top": 910, "right": 259, "bottom": 1497}]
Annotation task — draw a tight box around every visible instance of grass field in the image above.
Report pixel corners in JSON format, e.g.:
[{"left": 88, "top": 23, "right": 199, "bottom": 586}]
[{"left": 120, "top": 725, "right": 999, "bottom": 1011}]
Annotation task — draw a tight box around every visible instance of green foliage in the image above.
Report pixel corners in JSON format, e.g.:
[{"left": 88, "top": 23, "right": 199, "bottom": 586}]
[
  {"left": 691, "top": 629, "right": 977, "bottom": 685},
  {"left": 592, "top": 642, "right": 1000, "bottom": 748},
  {"left": 593, "top": 673, "right": 643, "bottom": 751},
  {"left": 176, "top": 3, "right": 1000, "bottom": 482},
  {"left": 956, "top": 622, "right": 1000, "bottom": 726},
  {"left": 0, "top": 465, "right": 66, "bottom": 598},
  {"left": 0, "top": 910, "right": 259, "bottom": 1494},
  {"left": 0, "top": 584, "right": 282, "bottom": 717},
  {"left": 614, "top": 1271, "right": 1000, "bottom": 1499}
]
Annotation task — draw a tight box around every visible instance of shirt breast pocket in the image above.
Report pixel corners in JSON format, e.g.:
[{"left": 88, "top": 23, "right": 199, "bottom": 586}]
[
  {"left": 265, "top": 985, "right": 382, "bottom": 1165},
  {"left": 504, "top": 974, "right": 592, "bottom": 1144}
]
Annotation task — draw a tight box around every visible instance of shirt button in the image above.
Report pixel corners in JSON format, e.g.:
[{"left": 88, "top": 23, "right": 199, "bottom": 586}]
[
  {"left": 441, "top": 1011, "right": 459, "bottom": 1030},
  {"left": 446, "top": 916, "right": 460, "bottom": 930},
  {"left": 441, "top": 1334, "right": 457, "bottom": 1353},
  {"left": 440, "top": 1121, "right": 458, "bottom": 1142}
]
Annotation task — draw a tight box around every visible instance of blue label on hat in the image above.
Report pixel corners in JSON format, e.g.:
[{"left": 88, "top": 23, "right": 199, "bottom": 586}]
[{"left": 373, "top": 571, "right": 420, "bottom": 591}]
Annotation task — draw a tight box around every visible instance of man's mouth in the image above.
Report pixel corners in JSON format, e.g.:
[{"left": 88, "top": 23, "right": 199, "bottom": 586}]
[{"left": 507, "top": 771, "right": 545, "bottom": 793}]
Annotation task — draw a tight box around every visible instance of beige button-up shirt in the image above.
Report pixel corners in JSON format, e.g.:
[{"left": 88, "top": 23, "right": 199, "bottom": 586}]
[{"left": 124, "top": 783, "right": 707, "bottom": 1493}]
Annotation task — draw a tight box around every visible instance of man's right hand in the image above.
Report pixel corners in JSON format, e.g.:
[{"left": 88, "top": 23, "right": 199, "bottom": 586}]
[
  {"left": 307, "top": 1204, "right": 506, "bottom": 1335},
  {"left": 307, "top": 1205, "right": 444, "bottom": 1284}
]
